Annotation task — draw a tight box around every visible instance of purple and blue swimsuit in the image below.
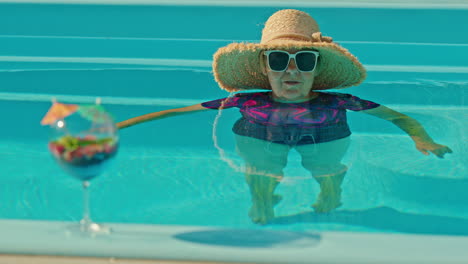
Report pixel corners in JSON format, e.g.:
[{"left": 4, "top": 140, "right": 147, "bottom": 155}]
[{"left": 201, "top": 92, "right": 380, "bottom": 145}]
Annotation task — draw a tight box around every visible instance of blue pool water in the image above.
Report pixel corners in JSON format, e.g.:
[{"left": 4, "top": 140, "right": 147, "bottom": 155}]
[{"left": 0, "top": 2, "right": 467, "bottom": 240}]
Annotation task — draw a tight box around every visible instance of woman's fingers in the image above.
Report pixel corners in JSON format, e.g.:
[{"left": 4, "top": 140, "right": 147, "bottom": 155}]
[
  {"left": 431, "top": 149, "right": 445, "bottom": 158},
  {"left": 416, "top": 142, "right": 453, "bottom": 159},
  {"left": 431, "top": 145, "right": 453, "bottom": 158},
  {"left": 445, "top": 146, "right": 454, "bottom": 154}
]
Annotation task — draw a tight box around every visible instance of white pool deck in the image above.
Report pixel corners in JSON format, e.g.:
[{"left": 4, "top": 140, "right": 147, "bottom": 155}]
[{"left": 1, "top": 219, "right": 468, "bottom": 264}]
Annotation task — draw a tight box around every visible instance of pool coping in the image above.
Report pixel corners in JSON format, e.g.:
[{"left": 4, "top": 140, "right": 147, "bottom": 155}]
[
  {"left": 1, "top": 219, "right": 468, "bottom": 264},
  {"left": 0, "top": 255, "right": 239, "bottom": 264},
  {"left": 1, "top": 0, "right": 468, "bottom": 10}
]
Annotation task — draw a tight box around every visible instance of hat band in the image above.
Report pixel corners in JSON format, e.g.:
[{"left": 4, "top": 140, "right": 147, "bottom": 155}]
[
  {"left": 262, "top": 32, "right": 333, "bottom": 44},
  {"left": 262, "top": 33, "right": 312, "bottom": 44}
]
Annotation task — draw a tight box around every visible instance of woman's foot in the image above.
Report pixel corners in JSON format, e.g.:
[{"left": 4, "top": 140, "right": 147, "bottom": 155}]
[
  {"left": 312, "top": 175, "right": 344, "bottom": 213},
  {"left": 312, "top": 191, "right": 342, "bottom": 213},
  {"left": 248, "top": 194, "right": 282, "bottom": 224}
]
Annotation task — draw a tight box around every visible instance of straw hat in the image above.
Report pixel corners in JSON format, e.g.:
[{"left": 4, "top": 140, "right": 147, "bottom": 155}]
[{"left": 212, "top": 9, "right": 366, "bottom": 92}]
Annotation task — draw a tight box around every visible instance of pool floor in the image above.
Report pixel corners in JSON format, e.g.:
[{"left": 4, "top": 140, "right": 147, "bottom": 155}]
[{"left": 2, "top": 132, "right": 465, "bottom": 235}]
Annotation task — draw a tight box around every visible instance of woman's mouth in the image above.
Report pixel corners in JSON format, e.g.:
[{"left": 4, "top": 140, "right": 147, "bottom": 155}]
[{"left": 284, "top": 81, "right": 301, "bottom": 85}]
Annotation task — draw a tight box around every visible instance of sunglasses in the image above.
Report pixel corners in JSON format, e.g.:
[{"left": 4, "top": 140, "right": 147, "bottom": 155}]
[{"left": 264, "top": 50, "right": 319, "bottom": 72}]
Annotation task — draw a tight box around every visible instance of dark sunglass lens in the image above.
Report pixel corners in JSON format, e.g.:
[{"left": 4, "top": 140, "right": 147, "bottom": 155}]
[
  {"left": 296, "top": 52, "right": 317, "bottom": 71},
  {"left": 268, "top": 52, "right": 289, "bottom": 71}
]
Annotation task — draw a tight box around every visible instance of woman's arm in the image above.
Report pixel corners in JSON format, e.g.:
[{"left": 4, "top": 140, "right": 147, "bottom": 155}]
[
  {"left": 361, "top": 105, "right": 452, "bottom": 158},
  {"left": 117, "top": 103, "right": 209, "bottom": 129}
]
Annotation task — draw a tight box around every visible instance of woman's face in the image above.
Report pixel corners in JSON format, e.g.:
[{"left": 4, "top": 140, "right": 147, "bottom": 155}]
[{"left": 263, "top": 49, "right": 318, "bottom": 102}]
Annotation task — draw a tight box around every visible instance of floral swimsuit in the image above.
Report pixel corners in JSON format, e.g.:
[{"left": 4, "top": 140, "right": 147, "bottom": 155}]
[{"left": 201, "top": 92, "right": 380, "bottom": 145}]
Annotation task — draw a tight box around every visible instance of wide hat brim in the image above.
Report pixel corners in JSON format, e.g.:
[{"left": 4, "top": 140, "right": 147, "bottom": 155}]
[{"left": 212, "top": 40, "right": 367, "bottom": 92}]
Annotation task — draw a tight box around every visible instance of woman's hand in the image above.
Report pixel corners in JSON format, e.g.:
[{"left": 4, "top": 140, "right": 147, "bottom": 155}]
[
  {"left": 412, "top": 137, "right": 453, "bottom": 158},
  {"left": 362, "top": 106, "right": 453, "bottom": 159}
]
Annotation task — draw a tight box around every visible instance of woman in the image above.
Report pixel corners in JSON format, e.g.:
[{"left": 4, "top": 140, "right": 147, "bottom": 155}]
[{"left": 117, "top": 9, "right": 452, "bottom": 224}]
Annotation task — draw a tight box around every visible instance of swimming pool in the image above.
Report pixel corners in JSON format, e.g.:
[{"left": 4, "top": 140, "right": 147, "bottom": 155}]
[{"left": 0, "top": 0, "right": 467, "bottom": 263}]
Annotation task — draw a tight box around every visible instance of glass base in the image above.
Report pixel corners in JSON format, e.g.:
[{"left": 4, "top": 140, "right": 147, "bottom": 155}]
[{"left": 65, "top": 221, "right": 112, "bottom": 237}]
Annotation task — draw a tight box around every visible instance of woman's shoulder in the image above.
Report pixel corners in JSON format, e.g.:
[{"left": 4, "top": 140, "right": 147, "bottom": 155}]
[
  {"left": 317, "top": 92, "right": 381, "bottom": 110},
  {"left": 318, "top": 91, "right": 370, "bottom": 102},
  {"left": 314, "top": 91, "right": 349, "bottom": 103}
]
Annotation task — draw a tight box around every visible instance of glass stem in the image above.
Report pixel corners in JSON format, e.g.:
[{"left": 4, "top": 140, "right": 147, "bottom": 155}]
[{"left": 81, "top": 180, "right": 92, "bottom": 228}]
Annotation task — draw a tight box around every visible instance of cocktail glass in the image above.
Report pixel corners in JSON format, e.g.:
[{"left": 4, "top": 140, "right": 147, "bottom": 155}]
[{"left": 44, "top": 101, "right": 118, "bottom": 235}]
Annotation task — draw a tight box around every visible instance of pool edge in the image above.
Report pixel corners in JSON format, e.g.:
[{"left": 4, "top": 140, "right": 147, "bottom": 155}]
[
  {"left": 0, "top": 254, "right": 242, "bottom": 264},
  {"left": 1, "top": 219, "right": 467, "bottom": 264}
]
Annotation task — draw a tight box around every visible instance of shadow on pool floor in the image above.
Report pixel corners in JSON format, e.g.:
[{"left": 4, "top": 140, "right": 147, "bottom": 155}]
[{"left": 272, "top": 206, "right": 468, "bottom": 236}]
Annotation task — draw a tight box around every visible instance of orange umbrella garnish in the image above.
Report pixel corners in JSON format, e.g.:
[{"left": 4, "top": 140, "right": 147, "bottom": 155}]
[{"left": 40, "top": 101, "right": 79, "bottom": 125}]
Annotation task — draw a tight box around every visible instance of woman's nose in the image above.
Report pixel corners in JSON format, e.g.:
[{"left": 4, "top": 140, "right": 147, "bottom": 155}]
[{"left": 286, "top": 58, "right": 299, "bottom": 72}]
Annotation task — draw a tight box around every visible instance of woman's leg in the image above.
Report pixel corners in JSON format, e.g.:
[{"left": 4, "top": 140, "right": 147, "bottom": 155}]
[
  {"left": 295, "top": 137, "right": 351, "bottom": 213},
  {"left": 235, "top": 135, "right": 290, "bottom": 224}
]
